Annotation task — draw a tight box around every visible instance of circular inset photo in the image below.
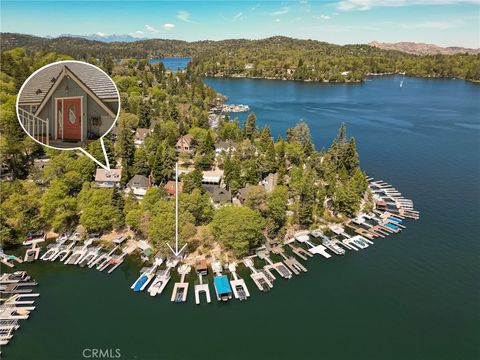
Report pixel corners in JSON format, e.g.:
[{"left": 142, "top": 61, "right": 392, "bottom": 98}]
[{"left": 16, "top": 60, "right": 120, "bottom": 149}]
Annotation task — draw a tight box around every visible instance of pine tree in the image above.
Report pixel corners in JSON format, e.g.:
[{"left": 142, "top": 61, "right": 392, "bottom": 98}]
[
  {"left": 133, "top": 146, "right": 150, "bottom": 176},
  {"left": 183, "top": 166, "right": 203, "bottom": 193},
  {"left": 243, "top": 112, "right": 257, "bottom": 140},
  {"left": 137, "top": 101, "right": 151, "bottom": 128}
]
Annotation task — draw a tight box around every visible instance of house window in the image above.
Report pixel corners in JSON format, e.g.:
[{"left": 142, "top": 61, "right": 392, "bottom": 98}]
[{"left": 68, "top": 105, "right": 76, "bottom": 124}]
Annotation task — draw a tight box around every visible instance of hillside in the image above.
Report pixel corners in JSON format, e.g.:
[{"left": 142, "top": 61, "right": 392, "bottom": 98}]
[
  {"left": 369, "top": 41, "right": 480, "bottom": 55},
  {"left": 2, "top": 33, "right": 479, "bottom": 81}
]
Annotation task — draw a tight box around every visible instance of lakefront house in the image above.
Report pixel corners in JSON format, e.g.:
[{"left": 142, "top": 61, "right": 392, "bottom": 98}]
[{"left": 95, "top": 169, "right": 122, "bottom": 188}]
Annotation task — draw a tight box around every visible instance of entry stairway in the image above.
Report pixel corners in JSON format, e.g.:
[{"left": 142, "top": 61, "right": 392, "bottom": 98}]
[{"left": 18, "top": 108, "right": 49, "bottom": 145}]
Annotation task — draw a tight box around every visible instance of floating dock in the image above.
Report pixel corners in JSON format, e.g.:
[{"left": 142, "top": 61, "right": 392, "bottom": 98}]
[
  {"left": 294, "top": 235, "right": 331, "bottom": 259},
  {"left": 91, "top": 246, "right": 118, "bottom": 269},
  {"left": 272, "top": 246, "right": 307, "bottom": 275},
  {"left": 228, "top": 263, "right": 250, "bottom": 300},
  {"left": 287, "top": 244, "right": 313, "bottom": 261},
  {"left": 148, "top": 269, "right": 171, "bottom": 297},
  {"left": 131, "top": 258, "right": 163, "bottom": 292},
  {"left": 0, "top": 272, "right": 38, "bottom": 345},
  {"left": 194, "top": 274, "right": 211, "bottom": 304},
  {"left": 243, "top": 258, "right": 273, "bottom": 291},
  {"left": 24, "top": 242, "right": 41, "bottom": 262},
  {"left": 171, "top": 264, "right": 191, "bottom": 303}
]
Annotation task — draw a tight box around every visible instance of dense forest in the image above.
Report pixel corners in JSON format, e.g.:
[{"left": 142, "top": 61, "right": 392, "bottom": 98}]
[
  {"left": 0, "top": 48, "right": 370, "bottom": 258},
  {"left": 2, "top": 33, "right": 480, "bottom": 82}
]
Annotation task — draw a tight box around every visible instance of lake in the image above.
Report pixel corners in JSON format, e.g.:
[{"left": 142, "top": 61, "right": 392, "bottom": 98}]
[
  {"left": 5, "top": 76, "right": 480, "bottom": 360},
  {"left": 148, "top": 57, "right": 191, "bottom": 71}
]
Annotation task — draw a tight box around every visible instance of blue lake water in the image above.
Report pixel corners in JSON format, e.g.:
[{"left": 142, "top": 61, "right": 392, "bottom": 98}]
[
  {"left": 5, "top": 76, "right": 480, "bottom": 360},
  {"left": 148, "top": 57, "right": 191, "bottom": 70}
]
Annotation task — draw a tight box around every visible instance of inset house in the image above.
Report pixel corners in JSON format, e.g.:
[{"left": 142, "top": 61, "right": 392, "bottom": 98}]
[
  {"left": 95, "top": 168, "right": 122, "bottom": 188},
  {"left": 18, "top": 61, "right": 119, "bottom": 148},
  {"left": 125, "top": 174, "right": 151, "bottom": 199}
]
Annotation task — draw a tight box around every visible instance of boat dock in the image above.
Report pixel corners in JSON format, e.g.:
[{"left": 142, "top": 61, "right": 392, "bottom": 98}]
[
  {"left": 98, "top": 247, "right": 127, "bottom": 273},
  {"left": 287, "top": 244, "right": 313, "bottom": 260},
  {"left": 243, "top": 258, "right": 273, "bottom": 291},
  {"left": 211, "top": 261, "right": 233, "bottom": 301},
  {"left": 0, "top": 250, "right": 23, "bottom": 268},
  {"left": 271, "top": 246, "right": 307, "bottom": 275},
  {"left": 193, "top": 259, "right": 211, "bottom": 304},
  {"left": 171, "top": 264, "right": 191, "bottom": 303},
  {"left": 0, "top": 272, "right": 39, "bottom": 346},
  {"left": 91, "top": 246, "right": 118, "bottom": 269},
  {"left": 294, "top": 233, "right": 331, "bottom": 258},
  {"left": 194, "top": 274, "right": 211, "bottom": 304},
  {"left": 64, "top": 239, "right": 92, "bottom": 265},
  {"left": 24, "top": 241, "right": 41, "bottom": 262},
  {"left": 78, "top": 246, "right": 102, "bottom": 267},
  {"left": 51, "top": 241, "right": 76, "bottom": 262},
  {"left": 258, "top": 249, "right": 292, "bottom": 280},
  {"left": 131, "top": 257, "right": 163, "bottom": 292},
  {"left": 228, "top": 263, "right": 250, "bottom": 300}
]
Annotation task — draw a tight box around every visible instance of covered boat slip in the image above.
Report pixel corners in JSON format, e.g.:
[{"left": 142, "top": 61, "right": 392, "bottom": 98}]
[
  {"left": 18, "top": 62, "right": 118, "bottom": 147},
  {"left": 213, "top": 275, "right": 232, "bottom": 301}
]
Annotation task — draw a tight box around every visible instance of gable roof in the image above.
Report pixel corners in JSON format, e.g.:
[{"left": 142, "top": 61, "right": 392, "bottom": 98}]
[
  {"left": 127, "top": 174, "right": 150, "bottom": 189},
  {"left": 212, "top": 187, "right": 232, "bottom": 203},
  {"left": 176, "top": 134, "right": 194, "bottom": 148},
  {"left": 19, "top": 62, "right": 118, "bottom": 105},
  {"left": 164, "top": 180, "right": 183, "bottom": 195}
]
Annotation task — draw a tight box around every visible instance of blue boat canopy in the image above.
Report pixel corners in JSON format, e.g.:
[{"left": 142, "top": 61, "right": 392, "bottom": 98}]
[{"left": 214, "top": 275, "right": 232, "bottom": 295}]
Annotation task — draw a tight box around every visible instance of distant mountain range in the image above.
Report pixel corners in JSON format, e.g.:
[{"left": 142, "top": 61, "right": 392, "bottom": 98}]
[
  {"left": 369, "top": 41, "right": 480, "bottom": 55},
  {"left": 53, "top": 33, "right": 145, "bottom": 43}
]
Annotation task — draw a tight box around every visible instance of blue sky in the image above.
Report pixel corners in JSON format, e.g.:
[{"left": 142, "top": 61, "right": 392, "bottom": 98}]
[{"left": 2, "top": 1, "right": 479, "bottom": 47}]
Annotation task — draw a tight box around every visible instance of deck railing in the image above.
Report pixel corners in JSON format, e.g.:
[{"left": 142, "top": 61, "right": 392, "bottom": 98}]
[{"left": 18, "top": 108, "right": 49, "bottom": 145}]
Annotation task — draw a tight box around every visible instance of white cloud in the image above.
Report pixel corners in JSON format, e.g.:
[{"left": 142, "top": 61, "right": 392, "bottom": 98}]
[
  {"left": 232, "top": 12, "right": 244, "bottom": 22},
  {"left": 270, "top": 6, "right": 290, "bottom": 16},
  {"left": 163, "top": 23, "right": 175, "bottom": 30},
  {"left": 337, "top": 0, "right": 480, "bottom": 11},
  {"left": 177, "top": 10, "right": 193, "bottom": 23},
  {"left": 401, "top": 20, "right": 462, "bottom": 29},
  {"left": 130, "top": 30, "right": 145, "bottom": 38},
  {"left": 320, "top": 15, "right": 331, "bottom": 20},
  {"left": 145, "top": 24, "right": 160, "bottom": 33},
  {"left": 95, "top": 32, "right": 107, "bottom": 37}
]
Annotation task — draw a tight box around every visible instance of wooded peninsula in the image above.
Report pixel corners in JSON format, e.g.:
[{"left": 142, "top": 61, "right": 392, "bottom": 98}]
[{"left": 1, "top": 48, "right": 371, "bottom": 258}]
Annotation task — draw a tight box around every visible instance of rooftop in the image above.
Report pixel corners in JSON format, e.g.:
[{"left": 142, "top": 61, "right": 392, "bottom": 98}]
[
  {"left": 164, "top": 180, "right": 183, "bottom": 195},
  {"left": 127, "top": 174, "right": 150, "bottom": 189},
  {"left": 95, "top": 168, "right": 122, "bottom": 182},
  {"left": 19, "top": 62, "right": 118, "bottom": 104},
  {"left": 214, "top": 275, "right": 232, "bottom": 295}
]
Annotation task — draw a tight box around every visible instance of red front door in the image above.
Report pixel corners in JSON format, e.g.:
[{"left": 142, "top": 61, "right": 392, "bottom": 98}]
[{"left": 62, "top": 98, "right": 81, "bottom": 141}]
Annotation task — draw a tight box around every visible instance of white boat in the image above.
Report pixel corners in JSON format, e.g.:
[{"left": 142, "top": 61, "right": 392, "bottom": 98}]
[{"left": 147, "top": 269, "right": 171, "bottom": 296}]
